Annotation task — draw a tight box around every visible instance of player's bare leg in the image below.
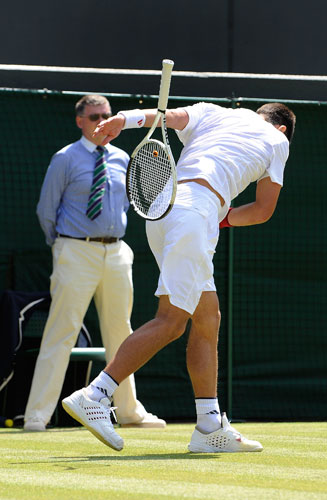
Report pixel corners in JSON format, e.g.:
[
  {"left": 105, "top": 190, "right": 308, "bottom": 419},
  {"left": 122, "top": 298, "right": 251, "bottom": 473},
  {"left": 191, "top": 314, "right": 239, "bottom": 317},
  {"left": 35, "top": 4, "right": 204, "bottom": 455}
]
[
  {"left": 104, "top": 295, "right": 190, "bottom": 382},
  {"left": 186, "top": 291, "right": 220, "bottom": 398},
  {"left": 186, "top": 291, "right": 263, "bottom": 453},
  {"left": 62, "top": 295, "right": 189, "bottom": 449}
]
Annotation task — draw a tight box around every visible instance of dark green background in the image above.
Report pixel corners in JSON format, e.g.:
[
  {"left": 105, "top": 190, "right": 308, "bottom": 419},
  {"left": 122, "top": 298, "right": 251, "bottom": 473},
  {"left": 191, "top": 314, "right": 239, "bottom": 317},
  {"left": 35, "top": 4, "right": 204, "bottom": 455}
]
[{"left": 1, "top": 89, "right": 326, "bottom": 421}]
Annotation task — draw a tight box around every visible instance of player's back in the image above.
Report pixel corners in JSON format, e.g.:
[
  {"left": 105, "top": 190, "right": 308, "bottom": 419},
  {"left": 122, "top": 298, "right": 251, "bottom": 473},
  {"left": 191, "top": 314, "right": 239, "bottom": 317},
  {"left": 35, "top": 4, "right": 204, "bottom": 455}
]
[{"left": 176, "top": 102, "right": 289, "bottom": 206}]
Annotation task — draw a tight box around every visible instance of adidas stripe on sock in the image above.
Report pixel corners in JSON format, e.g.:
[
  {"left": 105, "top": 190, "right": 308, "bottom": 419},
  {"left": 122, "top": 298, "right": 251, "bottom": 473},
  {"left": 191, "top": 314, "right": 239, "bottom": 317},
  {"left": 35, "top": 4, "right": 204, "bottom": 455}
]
[
  {"left": 86, "top": 371, "right": 119, "bottom": 402},
  {"left": 195, "top": 398, "right": 221, "bottom": 433}
]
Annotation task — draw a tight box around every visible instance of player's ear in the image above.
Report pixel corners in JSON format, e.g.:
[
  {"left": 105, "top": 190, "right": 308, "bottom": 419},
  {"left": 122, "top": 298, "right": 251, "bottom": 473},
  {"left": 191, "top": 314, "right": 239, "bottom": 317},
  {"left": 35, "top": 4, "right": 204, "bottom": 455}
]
[{"left": 276, "top": 124, "right": 287, "bottom": 134}]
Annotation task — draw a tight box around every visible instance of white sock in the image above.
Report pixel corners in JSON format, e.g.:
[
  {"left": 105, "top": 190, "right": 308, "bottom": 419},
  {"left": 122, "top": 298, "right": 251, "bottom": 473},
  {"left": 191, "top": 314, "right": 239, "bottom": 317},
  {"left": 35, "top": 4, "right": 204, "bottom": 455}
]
[
  {"left": 195, "top": 398, "right": 221, "bottom": 433},
  {"left": 86, "top": 371, "right": 118, "bottom": 402}
]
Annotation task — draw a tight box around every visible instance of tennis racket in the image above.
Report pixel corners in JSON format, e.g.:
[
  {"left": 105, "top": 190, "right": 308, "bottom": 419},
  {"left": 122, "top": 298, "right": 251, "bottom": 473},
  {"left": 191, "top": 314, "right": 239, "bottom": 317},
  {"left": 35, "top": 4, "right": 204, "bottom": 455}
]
[{"left": 126, "top": 59, "right": 177, "bottom": 220}]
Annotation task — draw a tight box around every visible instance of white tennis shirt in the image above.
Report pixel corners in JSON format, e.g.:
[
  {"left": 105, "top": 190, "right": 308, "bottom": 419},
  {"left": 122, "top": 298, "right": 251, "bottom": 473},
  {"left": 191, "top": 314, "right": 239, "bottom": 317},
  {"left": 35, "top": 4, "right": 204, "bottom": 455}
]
[{"left": 175, "top": 102, "right": 290, "bottom": 209}]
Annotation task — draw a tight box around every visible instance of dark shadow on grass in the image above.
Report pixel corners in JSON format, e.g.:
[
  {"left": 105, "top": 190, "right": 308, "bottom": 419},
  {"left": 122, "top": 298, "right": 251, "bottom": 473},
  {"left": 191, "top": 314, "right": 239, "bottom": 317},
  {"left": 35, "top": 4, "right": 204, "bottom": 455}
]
[
  {"left": 58, "top": 454, "right": 221, "bottom": 461},
  {"left": 10, "top": 453, "right": 221, "bottom": 466}
]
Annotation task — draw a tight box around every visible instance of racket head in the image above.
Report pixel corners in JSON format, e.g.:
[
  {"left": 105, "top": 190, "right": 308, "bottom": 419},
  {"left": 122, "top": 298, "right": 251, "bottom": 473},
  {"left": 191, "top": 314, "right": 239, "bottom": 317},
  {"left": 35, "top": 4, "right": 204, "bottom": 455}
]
[{"left": 126, "top": 138, "right": 177, "bottom": 220}]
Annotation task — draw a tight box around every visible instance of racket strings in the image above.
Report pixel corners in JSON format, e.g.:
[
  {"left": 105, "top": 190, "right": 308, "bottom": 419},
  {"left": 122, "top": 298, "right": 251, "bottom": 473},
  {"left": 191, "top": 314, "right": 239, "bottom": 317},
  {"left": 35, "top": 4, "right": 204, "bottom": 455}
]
[{"left": 128, "top": 141, "right": 174, "bottom": 219}]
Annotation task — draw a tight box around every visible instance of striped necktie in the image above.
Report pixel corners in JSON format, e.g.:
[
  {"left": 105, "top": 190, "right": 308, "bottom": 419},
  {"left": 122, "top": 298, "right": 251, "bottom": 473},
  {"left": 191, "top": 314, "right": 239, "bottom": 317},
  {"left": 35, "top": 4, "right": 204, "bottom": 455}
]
[{"left": 86, "top": 145, "right": 107, "bottom": 220}]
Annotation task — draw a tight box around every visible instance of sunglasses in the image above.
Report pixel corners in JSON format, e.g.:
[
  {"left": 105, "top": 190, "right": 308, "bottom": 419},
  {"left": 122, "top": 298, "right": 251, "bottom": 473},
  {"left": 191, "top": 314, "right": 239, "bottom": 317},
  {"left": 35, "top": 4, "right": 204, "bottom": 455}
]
[{"left": 83, "top": 113, "right": 111, "bottom": 122}]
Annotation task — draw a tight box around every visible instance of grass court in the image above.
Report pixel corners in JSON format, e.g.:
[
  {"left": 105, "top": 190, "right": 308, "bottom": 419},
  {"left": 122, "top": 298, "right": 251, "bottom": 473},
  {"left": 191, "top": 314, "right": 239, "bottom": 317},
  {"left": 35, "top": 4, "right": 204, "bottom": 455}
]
[{"left": 0, "top": 422, "right": 326, "bottom": 499}]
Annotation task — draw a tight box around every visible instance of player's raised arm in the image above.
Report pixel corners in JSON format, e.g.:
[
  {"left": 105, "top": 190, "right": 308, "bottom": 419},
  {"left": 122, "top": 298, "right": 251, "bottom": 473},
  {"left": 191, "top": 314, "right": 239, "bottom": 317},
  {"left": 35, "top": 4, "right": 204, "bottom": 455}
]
[
  {"left": 92, "top": 114, "right": 126, "bottom": 145},
  {"left": 142, "top": 108, "right": 189, "bottom": 130},
  {"left": 93, "top": 108, "right": 189, "bottom": 145}
]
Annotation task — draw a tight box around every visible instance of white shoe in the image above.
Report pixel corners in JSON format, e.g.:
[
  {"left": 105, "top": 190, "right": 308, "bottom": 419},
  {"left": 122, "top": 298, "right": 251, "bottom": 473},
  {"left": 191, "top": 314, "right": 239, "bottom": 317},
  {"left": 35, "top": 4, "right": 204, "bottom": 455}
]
[
  {"left": 62, "top": 388, "right": 124, "bottom": 451},
  {"left": 120, "top": 413, "right": 166, "bottom": 428},
  {"left": 188, "top": 413, "right": 263, "bottom": 453},
  {"left": 24, "top": 418, "right": 46, "bottom": 432}
]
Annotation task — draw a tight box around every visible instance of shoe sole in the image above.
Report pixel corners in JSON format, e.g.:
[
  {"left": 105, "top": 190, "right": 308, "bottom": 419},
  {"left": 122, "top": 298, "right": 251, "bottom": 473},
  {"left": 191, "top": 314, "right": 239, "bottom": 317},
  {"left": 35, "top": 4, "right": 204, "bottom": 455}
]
[
  {"left": 188, "top": 444, "right": 263, "bottom": 453},
  {"left": 24, "top": 427, "right": 46, "bottom": 432},
  {"left": 62, "top": 399, "right": 123, "bottom": 451}
]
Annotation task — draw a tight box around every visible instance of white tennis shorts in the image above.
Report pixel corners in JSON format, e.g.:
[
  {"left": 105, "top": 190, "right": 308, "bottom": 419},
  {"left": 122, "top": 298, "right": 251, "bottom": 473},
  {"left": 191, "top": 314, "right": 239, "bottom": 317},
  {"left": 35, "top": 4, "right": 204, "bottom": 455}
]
[{"left": 146, "top": 182, "right": 228, "bottom": 314}]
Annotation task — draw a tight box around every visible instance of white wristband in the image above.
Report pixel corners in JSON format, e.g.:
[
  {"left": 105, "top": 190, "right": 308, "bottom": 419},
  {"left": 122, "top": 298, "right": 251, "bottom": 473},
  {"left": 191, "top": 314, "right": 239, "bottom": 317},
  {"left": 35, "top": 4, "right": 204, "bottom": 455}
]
[{"left": 118, "top": 109, "right": 146, "bottom": 129}]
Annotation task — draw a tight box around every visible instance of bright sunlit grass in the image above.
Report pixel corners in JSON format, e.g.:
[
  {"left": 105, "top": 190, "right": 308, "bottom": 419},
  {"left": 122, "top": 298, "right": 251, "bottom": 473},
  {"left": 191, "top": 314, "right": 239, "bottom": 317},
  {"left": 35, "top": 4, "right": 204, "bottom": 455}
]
[{"left": 1, "top": 422, "right": 326, "bottom": 499}]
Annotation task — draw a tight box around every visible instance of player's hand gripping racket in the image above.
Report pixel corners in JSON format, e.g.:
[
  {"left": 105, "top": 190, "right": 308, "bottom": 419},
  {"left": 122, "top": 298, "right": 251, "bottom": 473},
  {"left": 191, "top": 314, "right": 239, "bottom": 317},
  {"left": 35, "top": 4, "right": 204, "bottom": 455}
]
[{"left": 126, "top": 59, "right": 177, "bottom": 220}]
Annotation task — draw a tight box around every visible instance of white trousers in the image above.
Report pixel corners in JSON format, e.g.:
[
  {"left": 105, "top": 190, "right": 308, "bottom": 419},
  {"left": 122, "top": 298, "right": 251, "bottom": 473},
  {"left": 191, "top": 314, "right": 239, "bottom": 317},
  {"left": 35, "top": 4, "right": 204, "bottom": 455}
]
[{"left": 24, "top": 237, "right": 146, "bottom": 425}]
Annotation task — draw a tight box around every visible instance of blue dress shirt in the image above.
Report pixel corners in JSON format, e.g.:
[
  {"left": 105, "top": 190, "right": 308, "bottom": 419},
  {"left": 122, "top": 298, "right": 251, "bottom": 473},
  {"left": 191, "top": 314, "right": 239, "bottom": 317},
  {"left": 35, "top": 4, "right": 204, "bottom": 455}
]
[{"left": 37, "top": 136, "right": 130, "bottom": 246}]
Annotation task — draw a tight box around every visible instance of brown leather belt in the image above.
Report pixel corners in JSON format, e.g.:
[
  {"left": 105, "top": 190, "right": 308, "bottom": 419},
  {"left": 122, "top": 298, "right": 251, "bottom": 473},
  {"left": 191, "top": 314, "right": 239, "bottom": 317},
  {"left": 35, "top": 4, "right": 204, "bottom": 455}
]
[{"left": 57, "top": 233, "right": 119, "bottom": 244}]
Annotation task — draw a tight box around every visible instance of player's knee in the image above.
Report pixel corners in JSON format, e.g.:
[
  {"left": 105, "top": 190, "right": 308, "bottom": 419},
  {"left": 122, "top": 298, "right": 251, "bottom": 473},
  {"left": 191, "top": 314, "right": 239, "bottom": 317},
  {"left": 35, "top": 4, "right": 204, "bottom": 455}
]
[
  {"left": 194, "top": 307, "right": 221, "bottom": 331},
  {"left": 162, "top": 315, "right": 189, "bottom": 342},
  {"left": 171, "top": 316, "right": 189, "bottom": 340},
  {"left": 217, "top": 308, "right": 221, "bottom": 327},
  {"left": 156, "top": 311, "right": 189, "bottom": 342},
  {"left": 156, "top": 296, "right": 190, "bottom": 341},
  {"left": 192, "top": 292, "right": 221, "bottom": 331}
]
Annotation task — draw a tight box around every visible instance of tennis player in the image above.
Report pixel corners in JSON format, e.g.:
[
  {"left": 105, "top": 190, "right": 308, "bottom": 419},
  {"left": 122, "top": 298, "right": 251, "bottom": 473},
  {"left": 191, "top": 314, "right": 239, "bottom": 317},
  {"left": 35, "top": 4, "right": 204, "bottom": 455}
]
[{"left": 62, "top": 101, "right": 296, "bottom": 453}]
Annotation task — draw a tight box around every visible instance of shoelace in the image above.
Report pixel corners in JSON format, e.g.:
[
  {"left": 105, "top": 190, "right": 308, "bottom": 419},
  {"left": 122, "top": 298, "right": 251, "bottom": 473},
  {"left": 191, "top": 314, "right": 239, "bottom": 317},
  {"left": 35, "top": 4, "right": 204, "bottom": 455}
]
[
  {"left": 109, "top": 406, "right": 118, "bottom": 423},
  {"left": 222, "top": 415, "right": 242, "bottom": 438},
  {"left": 226, "top": 423, "right": 241, "bottom": 437},
  {"left": 100, "top": 399, "right": 118, "bottom": 423}
]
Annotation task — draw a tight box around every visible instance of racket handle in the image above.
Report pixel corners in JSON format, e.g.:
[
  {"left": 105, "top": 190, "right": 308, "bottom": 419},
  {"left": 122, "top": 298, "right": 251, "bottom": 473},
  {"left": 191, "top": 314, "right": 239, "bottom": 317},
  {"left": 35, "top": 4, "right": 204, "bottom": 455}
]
[{"left": 158, "top": 59, "right": 174, "bottom": 112}]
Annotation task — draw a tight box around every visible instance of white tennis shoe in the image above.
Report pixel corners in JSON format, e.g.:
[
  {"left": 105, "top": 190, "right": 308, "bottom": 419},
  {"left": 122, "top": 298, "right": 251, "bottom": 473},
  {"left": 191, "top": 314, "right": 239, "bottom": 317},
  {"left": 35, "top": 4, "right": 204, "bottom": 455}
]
[
  {"left": 62, "top": 388, "right": 124, "bottom": 451},
  {"left": 188, "top": 412, "right": 263, "bottom": 453},
  {"left": 120, "top": 413, "right": 166, "bottom": 428},
  {"left": 24, "top": 418, "right": 46, "bottom": 432}
]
